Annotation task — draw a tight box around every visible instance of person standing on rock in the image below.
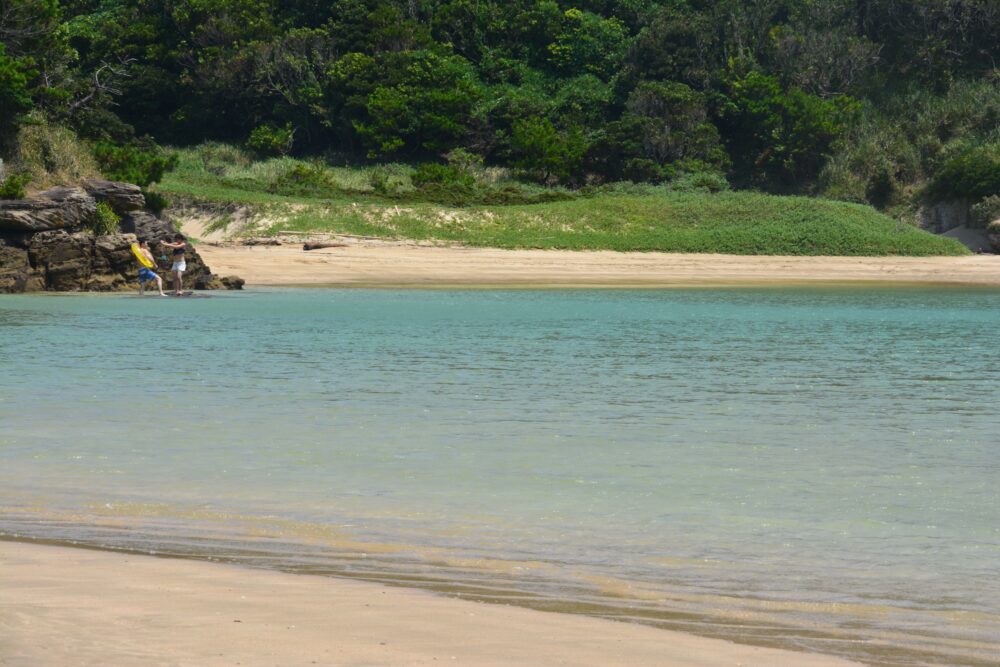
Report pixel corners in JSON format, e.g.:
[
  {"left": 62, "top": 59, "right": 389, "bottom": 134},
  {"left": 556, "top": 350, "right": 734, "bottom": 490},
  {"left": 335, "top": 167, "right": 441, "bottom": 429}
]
[
  {"left": 136, "top": 239, "right": 166, "bottom": 296},
  {"left": 160, "top": 233, "right": 188, "bottom": 296}
]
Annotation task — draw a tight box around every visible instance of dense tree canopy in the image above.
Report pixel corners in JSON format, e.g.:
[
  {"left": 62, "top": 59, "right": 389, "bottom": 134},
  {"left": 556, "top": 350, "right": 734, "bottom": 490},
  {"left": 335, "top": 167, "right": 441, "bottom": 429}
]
[{"left": 2, "top": 0, "right": 999, "bottom": 202}]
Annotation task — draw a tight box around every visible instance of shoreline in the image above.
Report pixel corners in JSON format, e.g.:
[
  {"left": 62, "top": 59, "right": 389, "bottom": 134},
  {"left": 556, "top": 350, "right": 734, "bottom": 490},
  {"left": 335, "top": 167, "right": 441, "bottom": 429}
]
[
  {"left": 1, "top": 540, "right": 863, "bottom": 667},
  {"left": 193, "top": 242, "right": 1000, "bottom": 288}
]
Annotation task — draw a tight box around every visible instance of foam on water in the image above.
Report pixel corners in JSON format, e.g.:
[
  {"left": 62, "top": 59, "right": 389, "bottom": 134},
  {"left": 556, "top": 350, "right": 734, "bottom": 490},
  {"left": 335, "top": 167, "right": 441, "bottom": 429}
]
[{"left": 1, "top": 287, "right": 999, "bottom": 666}]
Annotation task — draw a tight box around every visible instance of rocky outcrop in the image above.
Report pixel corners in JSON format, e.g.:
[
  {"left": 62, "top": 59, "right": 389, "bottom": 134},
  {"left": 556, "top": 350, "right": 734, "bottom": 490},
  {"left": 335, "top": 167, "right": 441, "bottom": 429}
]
[
  {"left": 918, "top": 199, "right": 972, "bottom": 234},
  {"left": 120, "top": 211, "right": 217, "bottom": 288},
  {"left": 0, "top": 242, "right": 42, "bottom": 292},
  {"left": 0, "top": 187, "right": 97, "bottom": 232},
  {"left": 0, "top": 228, "right": 242, "bottom": 293},
  {"left": 82, "top": 179, "right": 145, "bottom": 214},
  {"left": 0, "top": 181, "right": 243, "bottom": 293},
  {"left": 29, "top": 231, "right": 96, "bottom": 291}
]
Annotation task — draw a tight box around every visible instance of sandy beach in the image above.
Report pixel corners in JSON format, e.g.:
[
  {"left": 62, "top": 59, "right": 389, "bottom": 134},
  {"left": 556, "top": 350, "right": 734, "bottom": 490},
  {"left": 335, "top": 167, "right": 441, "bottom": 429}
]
[
  {"left": 194, "top": 242, "right": 1000, "bottom": 287},
  {"left": 0, "top": 541, "right": 863, "bottom": 667}
]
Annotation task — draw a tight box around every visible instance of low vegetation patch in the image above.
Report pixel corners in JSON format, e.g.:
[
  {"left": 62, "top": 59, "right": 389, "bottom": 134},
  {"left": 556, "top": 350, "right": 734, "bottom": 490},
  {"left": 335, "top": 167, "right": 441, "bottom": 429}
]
[{"left": 158, "top": 146, "right": 968, "bottom": 257}]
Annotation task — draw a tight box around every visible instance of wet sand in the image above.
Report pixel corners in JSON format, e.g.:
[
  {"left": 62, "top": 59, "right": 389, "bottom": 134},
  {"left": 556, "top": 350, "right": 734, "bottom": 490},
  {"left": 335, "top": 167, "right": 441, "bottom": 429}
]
[
  {"left": 195, "top": 243, "right": 1000, "bottom": 288},
  {"left": 0, "top": 541, "right": 863, "bottom": 667}
]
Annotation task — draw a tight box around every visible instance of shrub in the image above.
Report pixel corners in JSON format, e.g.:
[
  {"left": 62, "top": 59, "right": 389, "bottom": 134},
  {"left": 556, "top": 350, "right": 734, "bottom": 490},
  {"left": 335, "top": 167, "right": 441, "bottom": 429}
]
[
  {"left": 510, "top": 117, "right": 587, "bottom": 185},
  {"left": 0, "top": 171, "right": 30, "bottom": 199},
  {"left": 92, "top": 140, "right": 178, "bottom": 187},
  {"left": 445, "top": 148, "right": 485, "bottom": 173},
  {"left": 714, "top": 69, "right": 860, "bottom": 189},
  {"left": 925, "top": 149, "right": 1000, "bottom": 202},
  {"left": 411, "top": 163, "right": 475, "bottom": 189},
  {"left": 88, "top": 201, "right": 121, "bottom": 235},
  {"left": 971, "top": 195, "right": 1000, "bottom": 228},
  {"left": 142, "top": 189, "right": 170, "bottom": 216},
  {"left": 479, "top": 186, "right": 576, "bottom": 205},
  {"left": 270, "top": 162, "right": 340, "bottom": 197},
  {"left": 369, "top": 166, "right": 408, "bottom": 195},
  {"left": 247, "top": 123, "right": 295, "bottom": 157},
  {"left": 666, "top": 172, "right": 730, "bottom": 193}
]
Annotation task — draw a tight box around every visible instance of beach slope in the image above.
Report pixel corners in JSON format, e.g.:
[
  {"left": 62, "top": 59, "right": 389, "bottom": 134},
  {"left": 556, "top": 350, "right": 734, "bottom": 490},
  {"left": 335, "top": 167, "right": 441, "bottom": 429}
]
[
  {"left": 197, "top": 243, "right": 1000, "bottom": 287},
  {"left": 0, "top": 541, "right": 862, "bottom": 667}
]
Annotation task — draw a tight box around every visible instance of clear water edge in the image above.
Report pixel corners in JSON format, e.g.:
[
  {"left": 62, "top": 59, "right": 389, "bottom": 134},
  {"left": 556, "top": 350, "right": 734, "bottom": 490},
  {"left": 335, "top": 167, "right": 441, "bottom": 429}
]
[{"left": 1, "top": 287, "right": 998, "bottom": 667}]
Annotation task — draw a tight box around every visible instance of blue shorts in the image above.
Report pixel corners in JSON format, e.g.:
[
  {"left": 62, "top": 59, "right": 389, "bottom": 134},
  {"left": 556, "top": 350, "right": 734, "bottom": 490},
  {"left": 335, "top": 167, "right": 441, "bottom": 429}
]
[{"left": 138, "top": 268, "right": 157, "bottom": 282}]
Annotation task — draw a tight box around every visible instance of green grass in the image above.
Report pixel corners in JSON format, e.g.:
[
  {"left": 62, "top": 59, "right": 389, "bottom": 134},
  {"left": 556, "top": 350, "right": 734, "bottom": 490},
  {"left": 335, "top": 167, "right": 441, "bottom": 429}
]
[{"left": 155, "top": 145, "right": 970, "bottom": 256}]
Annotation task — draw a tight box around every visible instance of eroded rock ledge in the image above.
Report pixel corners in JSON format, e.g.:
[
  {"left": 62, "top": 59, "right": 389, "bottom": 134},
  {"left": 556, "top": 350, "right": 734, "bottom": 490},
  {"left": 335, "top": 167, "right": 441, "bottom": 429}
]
[{"left": 0, "top": 182, "right": 243, "bottom": 294}]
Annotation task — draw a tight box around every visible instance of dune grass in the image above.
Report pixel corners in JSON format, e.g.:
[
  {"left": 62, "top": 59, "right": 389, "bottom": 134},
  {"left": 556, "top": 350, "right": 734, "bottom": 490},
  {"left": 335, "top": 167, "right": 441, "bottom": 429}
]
[{"left": 156, "top": 146, "right": 969, "bottom": 256}]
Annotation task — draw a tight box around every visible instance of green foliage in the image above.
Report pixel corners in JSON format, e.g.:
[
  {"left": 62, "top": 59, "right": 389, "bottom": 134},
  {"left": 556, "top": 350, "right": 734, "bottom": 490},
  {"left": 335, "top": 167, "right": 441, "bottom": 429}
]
[
  {"left": 0, "top": 44, "right": 33, "bottom": 147},
  {"left": 352, "top": 51, "right": 482, "bottom": 158},
  {"left": 88, "top": 201, "right": 121, "bottom": 235},
  {"left": 157, "top": 143, "right": 965, "bottom": 257},
  {"left": 92, "top": 140, "right": 178, "bottom": 187},
  {"left": 411, "top": 163, "right": 475, "bottom": 189},
  {"left": 32, "top": 0, "right": 993, "bottom": 221},
  {"left": 666, "top": 172, "right": 731, "bottom": 194},
  {"left": 142, "top": 189, "right": 170, "bottom": 215},
  {"left": 820, "top": 80, "right": 1000, "bottom": 209},
  {"left": 0, "top": 171, "right": 31, "bottom": 199},
  {"left": 270, "top": 162, "right": 342, "bottom": 197},
  {"left": 926, "top": 149, "right": 1000, "bottom": 202},
  {"left": 247, "top": 122, "right": 295, "bottom": 157},
  {"left": 547, "top": 8, "right": 628, "bottom": 80},
  {"left": 510, "top": 117, "right": 587, "bottom": 185},
  {"left": 587, "top": 81, "right": 728, "bottom": 184},
  {"left": 970, "top": 196, "right": 1000, "bottom": 229},
  {"left": 715, "top": 70, "right": 860, "bottom": 189}
]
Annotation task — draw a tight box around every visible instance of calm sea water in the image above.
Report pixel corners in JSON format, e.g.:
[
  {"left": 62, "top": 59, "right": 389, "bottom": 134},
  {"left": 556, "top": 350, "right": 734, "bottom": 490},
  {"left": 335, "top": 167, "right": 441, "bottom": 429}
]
[{"left": 1, "top": 287, "right": 998, "bottom": 666}]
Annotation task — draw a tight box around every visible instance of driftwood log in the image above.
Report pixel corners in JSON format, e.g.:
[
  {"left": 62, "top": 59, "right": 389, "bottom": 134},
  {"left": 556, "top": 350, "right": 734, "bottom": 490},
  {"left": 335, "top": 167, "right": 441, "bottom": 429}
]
[{"left": 303, "top": 241, "right": 348, "bottom": 250}]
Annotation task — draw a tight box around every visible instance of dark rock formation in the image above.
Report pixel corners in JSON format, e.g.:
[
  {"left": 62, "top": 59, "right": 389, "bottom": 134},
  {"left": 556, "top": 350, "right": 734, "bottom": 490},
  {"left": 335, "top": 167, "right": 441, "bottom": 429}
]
[
  {"left": 0, "top": 242, "right": 42, "bottom": 292},
  {"left": 29, "top": 231, "right": 96, "bottom": 291},
  {"left": 120, "top": 211, "right": 217, "bottom": 288},
  {"left": 0, "top": 229, "right": 240, "bottom": 293},
  {"left": 0, "top": 181, "right": 243, "bottom": 293},
  {"left": 0, "top": 187, "right": 97, "bottom": 232},
  {"left": 83, "top": 179, "right": 145, "bottom": 214}
]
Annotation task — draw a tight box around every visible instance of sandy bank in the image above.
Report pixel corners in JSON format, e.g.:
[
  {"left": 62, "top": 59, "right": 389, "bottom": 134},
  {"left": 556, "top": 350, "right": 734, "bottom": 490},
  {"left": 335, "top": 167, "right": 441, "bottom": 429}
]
[
  {"left": 195, "top": 242, "right": 1000, "bottom": 287},
  {"left": 0, "top": 541, "right": 862, "bottom": 667}
]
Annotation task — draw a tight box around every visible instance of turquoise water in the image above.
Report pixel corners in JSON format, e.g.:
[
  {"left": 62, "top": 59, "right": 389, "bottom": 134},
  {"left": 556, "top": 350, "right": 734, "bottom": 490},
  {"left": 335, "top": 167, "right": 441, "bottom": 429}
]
[{"left": 1, "top": 288, "right": 998, "bottom": 666}]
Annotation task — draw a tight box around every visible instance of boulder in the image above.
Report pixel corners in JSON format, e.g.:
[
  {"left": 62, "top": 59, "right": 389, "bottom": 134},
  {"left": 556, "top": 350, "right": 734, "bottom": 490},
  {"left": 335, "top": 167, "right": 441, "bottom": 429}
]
[
  {"left": 0, "top": 242, "right": 43, "bottom": 293},
  {"left": 83, "top": 179, "right": 145, "bottom": 214},
  {"left": 120, "top": 210, "right": 165, "bottom": 238},
  {"left": 0, "top": 187, "right": 97, "bottom": 232},
  {"left": 29, "top": 230, "right": 95, "bottom": 291},
  {"left": 90, "top": 233, "right": 138, "bottom": 291}
]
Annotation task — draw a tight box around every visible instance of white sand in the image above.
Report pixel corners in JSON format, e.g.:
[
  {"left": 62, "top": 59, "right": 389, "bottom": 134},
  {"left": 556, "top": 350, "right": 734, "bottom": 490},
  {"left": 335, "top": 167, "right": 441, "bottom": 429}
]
[
  {"left": 194, "top": 242, "right": 1000, "bottom": 287},
  {"left": 0, "top": 541, "right": 864, "bottom": 667}
]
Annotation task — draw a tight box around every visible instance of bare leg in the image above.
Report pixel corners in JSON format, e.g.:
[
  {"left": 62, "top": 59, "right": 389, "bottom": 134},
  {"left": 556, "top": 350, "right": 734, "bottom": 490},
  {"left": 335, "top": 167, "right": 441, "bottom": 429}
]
[
  {"left": 155, "top": 274, "right": 166, "bottom": 296},
  {"left": 173, "top": 270, "right": 182, "bottom": 295}
]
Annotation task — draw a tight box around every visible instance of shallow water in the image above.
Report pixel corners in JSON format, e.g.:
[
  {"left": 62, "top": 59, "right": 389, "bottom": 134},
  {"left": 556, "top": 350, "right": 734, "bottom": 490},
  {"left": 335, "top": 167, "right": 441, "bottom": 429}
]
[{"left": 1, "top": 287, "right": 998, "bottom": 666}]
